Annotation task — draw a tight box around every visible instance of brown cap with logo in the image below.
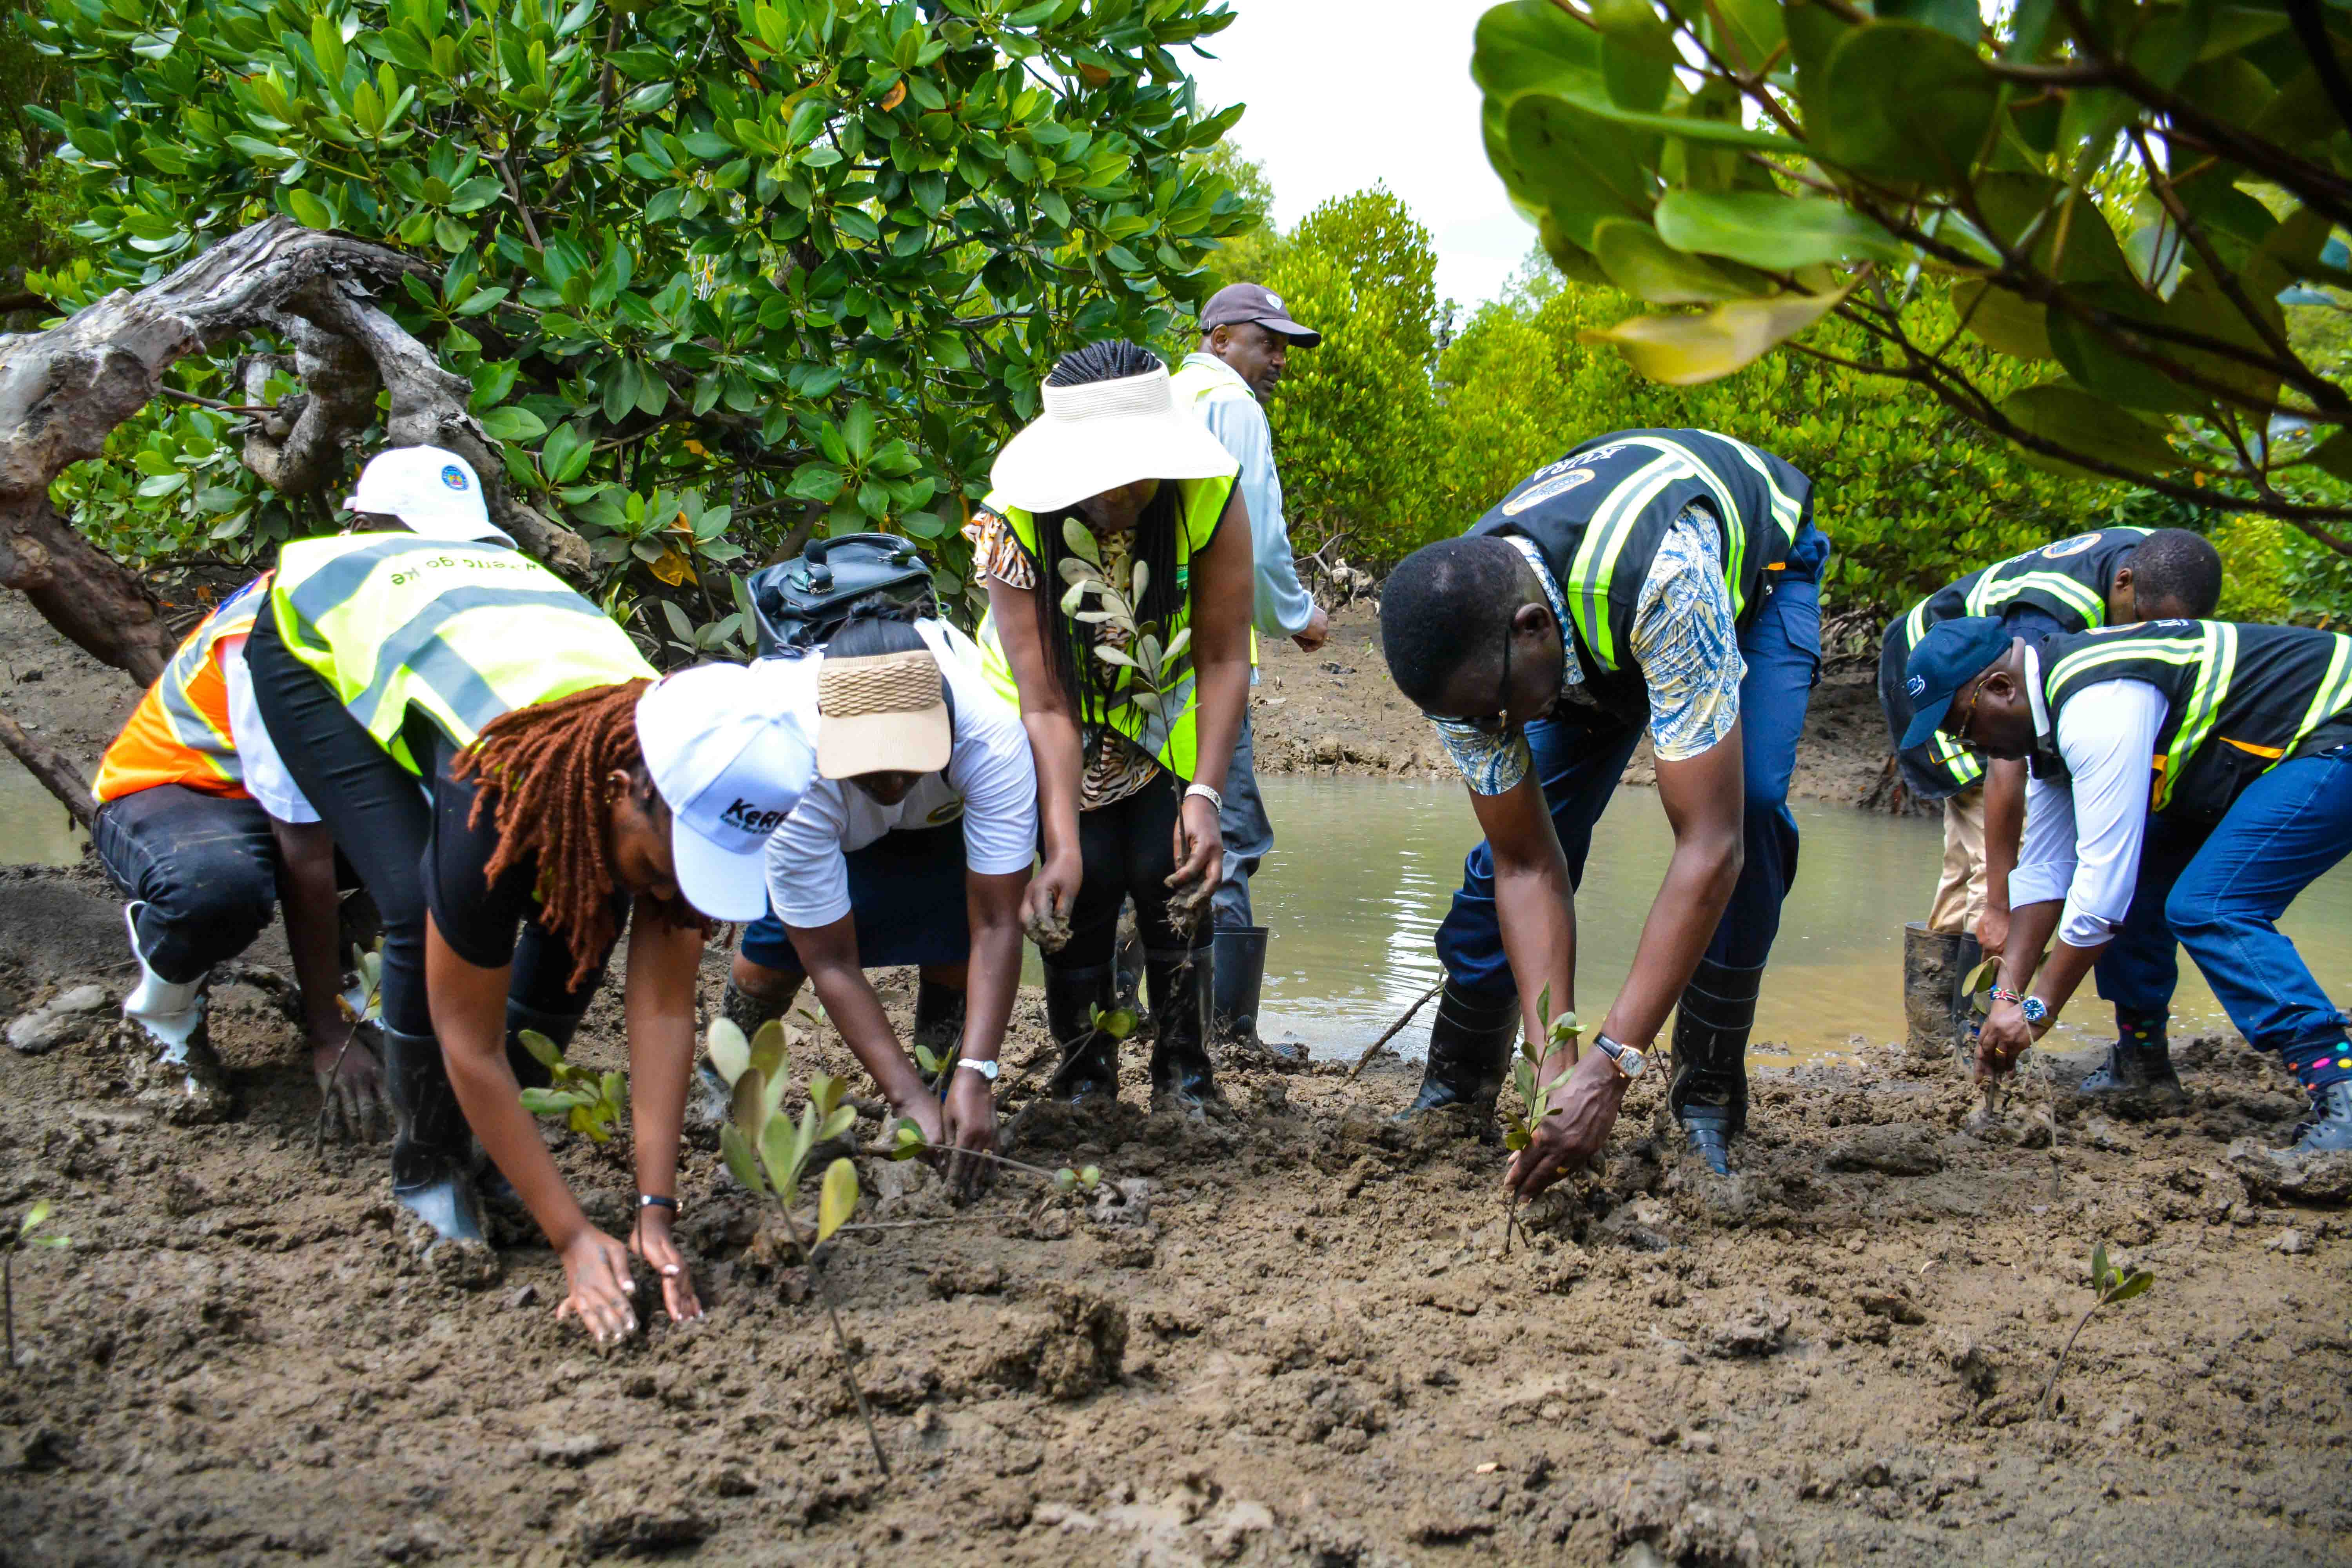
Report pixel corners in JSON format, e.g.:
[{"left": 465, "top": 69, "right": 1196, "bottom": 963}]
[{"left": 1200, "top": 282, "right": 1321, "bottom": 347}]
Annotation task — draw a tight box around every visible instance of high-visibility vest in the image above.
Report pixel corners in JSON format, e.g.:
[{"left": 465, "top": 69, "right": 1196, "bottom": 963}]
[
  {"left": 2040, "top": 620, "right": 2352, "bottom": 821},
  {"left": 1467, "top": 429, "right": 1811, "bottom": 724},
  {"left": 1888, "top": 527, "right": 2152, "bottom": 795},
  {"left": 974, "top": 474, "right": 1234, "bottom": 781},
  {"left": 92, "top": 575, "right": 272, "bottom": 806},
  {"left": 267, "top": 533, "right": 654, "bottom": 775}
]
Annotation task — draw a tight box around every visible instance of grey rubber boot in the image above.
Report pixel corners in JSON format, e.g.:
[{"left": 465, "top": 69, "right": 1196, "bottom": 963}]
[
  {"left": 1211, "top": 926, "right": 1269, "bottom": 1043},
  {"left": 2287, "top": 1080, "right": 2352, "bottom": 1154},
  {"left": 1668, "top": 958, "right": 1763, "bottom": 1176},
  {"left": 380, "top": 1024, "right": 485, "bottom": 1243},
  {"left": 1396, "top": 981, "right": 1519, "bottom": 1124},
  {"left": 1903, "top": 923, "right": 1968, "bottom": 1063},
  {"left": 1147, "top": 944, "right": 1223, "bottom": 1116}
]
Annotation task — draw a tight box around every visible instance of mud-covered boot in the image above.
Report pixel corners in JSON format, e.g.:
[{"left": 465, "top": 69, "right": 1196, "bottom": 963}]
[
  {"left": 1147, "top": 945, "right": 1223, "bottom": 1116},
  {"left": 120, "top": 902, "right": 231, "bottom": 1124},
  {"left": 1396, "top": 980, "right": 1519, "bottom": 1123},
  {"left": 2077, "top": 1011, "right": 2186, "bottom": 1111},
  {"left": 1669, "top": 958, "right": 1764, "bottom": 1176},
  {"left": 1212, "top": 926, "right": 1290, "bottom": 1057},
  {"left": 1902, "top": 923, "right": 1967, "bottom": 1064},
  {"left": 1044, "top": 962, "right": 1120, "bottom": 1106},
  {"left": 1948, "top": 931, "right": 1984, "bottom": 1065},
  {"left": 914, "top": 978, "right": 968, "bottom": 1082},
  {"left": 381, "top": 1024, "right": 485, "bottom": 1243},
  {"left": 695, "top": 973, "right": 802, "bottom": 1127},
  {"left": 2286, "top": 1080, "right": 2352, "bottom": 1155}
]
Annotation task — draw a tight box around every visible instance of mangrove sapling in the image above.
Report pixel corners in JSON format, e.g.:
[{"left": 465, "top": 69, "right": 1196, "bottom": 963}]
[
  {"left": 878, "top": 1117, "right": 1102, "bottom": 1200},
  {"left": 704, "top": 1017, "right": 886, "bottom": 1476},
  {"left": 515, "top": 1029, "right": 629, "bottom": 1147},
  {"left": 2039, "top": 1244, "right": 2156, "bottom": 1419},
  {"left": 5, "top": 1200, "right": 70, "bottom": 1371},
  {"left": 1499, "top": 987, "right": 1581, "bottom": 1254}
]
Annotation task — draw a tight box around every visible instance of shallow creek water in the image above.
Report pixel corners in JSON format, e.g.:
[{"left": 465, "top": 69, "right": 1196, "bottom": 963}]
[
  {"left": 0, "top": 762, "right": 89, "bottom": 869},
  {"left": 1241, "top": 775, "right": 2352, "bottom": 1065}
]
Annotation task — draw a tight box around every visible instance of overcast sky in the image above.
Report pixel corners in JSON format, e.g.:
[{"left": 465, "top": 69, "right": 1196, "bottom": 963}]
[{"left": 1181, "top": 0, "right": 1531, "bottom": 311}]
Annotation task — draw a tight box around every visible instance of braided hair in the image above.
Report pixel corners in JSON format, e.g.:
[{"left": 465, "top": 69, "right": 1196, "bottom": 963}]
[
  {"left": 450, "top": 678, "right": 656, "bottom": 987},
  {"left": 1027, "top": 339, "right": 1188, "bottom": 717}
]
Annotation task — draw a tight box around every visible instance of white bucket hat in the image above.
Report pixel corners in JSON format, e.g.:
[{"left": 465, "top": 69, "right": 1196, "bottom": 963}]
[
  {"left": 988, "top": 365, "right": 1238, "bottom": 514},
  {"left": 342, "top": 445, "right": 515, "bottom": 545}
]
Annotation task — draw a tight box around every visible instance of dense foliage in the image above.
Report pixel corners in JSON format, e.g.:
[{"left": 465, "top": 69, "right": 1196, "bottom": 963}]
[
  {"left": 24, "top": 0, "right": 1250, "bottom": 649},
  {"left": 1467, "top": 0, "right": 2352, "bottom": 557}
]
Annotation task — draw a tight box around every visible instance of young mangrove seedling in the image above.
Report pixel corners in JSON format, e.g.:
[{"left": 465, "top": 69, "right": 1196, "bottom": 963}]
[
  {"left": 881, "top": 1116, "right": 1102, "bottom": 1198},
  {"left": 515, "top": 1028, "right": 629, "bottom": 1145},
  {"left": 2039, "top": 1242, "right": 2156, "bottom": 1419},
  {"left": 1499, "top": 985, "right": 1580, "bottom": 1254},
  {"left": 705, "top": 1016, "right": 887, "bottom": 1477},
  {"left": 6, "top": 1200, "right": 70, "bottom": 1371}
]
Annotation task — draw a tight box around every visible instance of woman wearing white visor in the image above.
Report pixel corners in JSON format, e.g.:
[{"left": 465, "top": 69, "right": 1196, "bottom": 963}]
[{"left": 246, "top": 511, "right": 813, "bottom": 1343}]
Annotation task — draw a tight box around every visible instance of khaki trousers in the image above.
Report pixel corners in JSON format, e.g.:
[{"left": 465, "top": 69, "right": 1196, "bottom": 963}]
[{"left": 1928, "top": 784, "right": 1987, "bottom": 935}]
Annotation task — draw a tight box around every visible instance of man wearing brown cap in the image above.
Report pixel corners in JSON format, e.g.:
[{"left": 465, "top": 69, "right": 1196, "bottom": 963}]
[{"left": 1172, "top": 282, "right": 1327, "bottom": 1051}]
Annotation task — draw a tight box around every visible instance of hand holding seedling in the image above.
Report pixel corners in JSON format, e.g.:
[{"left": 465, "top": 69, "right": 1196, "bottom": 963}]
[
  {"left": 314, "top": 942, "right": 390, "bottom": 1143},
  {"left": 938, "top": 1069, "right": 1000, "bottom": 1198},
  {"left": 1501, "top": 989, "right": 1623, "bottom": 1203},
  {"left": 1975, "top": 996, "right": 2045, "bottom": 1083},
  {"left": 628, "top": 1202, "right": 703, "bottom": 1326},
  {"left": 1166, "top": 792, "right": 1223, "bottom": 917}
]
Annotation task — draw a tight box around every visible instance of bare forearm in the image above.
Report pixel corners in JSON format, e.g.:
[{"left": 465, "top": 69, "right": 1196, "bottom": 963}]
[
  {"left": 2000, "top": 900, "right": 2063, "bottom": 993},
  {"left": 1599, "top": 836, "right": 1739, "bottom": 1049},
  {"left": 1495, "top": 858, "right": 1577, "bottom": 1053},
  {"left": 961, "top": 891, "right": 1026, "bottom": 1063},
  {"left": 1982, "top": 760, "right": 2027, "bottom": 915},
  {"left": 804, "top": 954, "right": 927, "bottom": 1105},
  {"left": 271, "top": 819, "right": 345, "bottom": 1036},
  {"left": 622, "top": 909, "right": 700, "bottom": 1203},
  {"left": 1022, "top": 708, "right": 1084, "bottom": 863},
  {"left": 1186, "top": 655, "right": 1250, "bottom": 791}
]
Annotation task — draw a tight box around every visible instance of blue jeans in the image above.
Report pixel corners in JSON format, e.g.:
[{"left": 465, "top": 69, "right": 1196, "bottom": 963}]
[
  {"left": 2087, "top": 813, "right": 2201, "bottom": 1037},
  {"left": 1214, "top": 714, "right": 1271, "bottom": 929},
  {"left": 1435, "top": 538, "right": 1825, "bottom": 996},
  {"left": 2136, "top": 748, "right": 2352, "bottom": 1081},
  {"left": 740, "top": 822, "right": 971, "bottom": 975},
  {"left": 93, "top": 786, "right": 281, "bottom": 984}
]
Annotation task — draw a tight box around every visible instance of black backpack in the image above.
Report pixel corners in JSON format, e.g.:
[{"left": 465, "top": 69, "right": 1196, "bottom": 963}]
[{"left": 747, "top": 534, "right": 935, "bottom": 656}]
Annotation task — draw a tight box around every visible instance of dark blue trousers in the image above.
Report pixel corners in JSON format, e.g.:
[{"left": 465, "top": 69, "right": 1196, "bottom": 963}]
[
  {"left": 2114, "top": 748, "right": 2352, "bottom": 1087},
  {"left": 1434, "top": 556, "right": 1823, "bottom": 998}
]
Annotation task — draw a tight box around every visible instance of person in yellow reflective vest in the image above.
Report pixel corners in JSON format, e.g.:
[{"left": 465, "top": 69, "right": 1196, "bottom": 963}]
[
  {"left": 965, "top": 340, "right": 1256, "bottom": 1115},
  {"left": 245, "top": 494, "right": 812, "bottom": 1343}
]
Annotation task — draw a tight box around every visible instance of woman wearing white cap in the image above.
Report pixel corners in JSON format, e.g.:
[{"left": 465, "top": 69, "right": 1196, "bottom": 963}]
[
  {"left": 969, "top": 340, "right": 1255, "bottom": 1114},
  {"left": 243, "top": 513, "right": 814, "bottom": 1344}
]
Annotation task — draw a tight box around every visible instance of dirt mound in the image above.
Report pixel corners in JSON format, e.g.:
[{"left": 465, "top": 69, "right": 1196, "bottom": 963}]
[{"left": 0, "top": 863, "right": 2347, "bottom": 1565}]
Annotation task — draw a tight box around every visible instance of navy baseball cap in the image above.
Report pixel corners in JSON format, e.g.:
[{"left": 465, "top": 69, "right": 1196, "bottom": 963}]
[{"left": 1900, "top": 617, "right": 2014, "bottom": 750}]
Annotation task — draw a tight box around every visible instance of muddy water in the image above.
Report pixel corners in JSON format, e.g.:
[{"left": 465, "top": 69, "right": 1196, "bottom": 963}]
[
  {"left": 1247, "top": 775, "right": 2352, "bottom": 1063},
  {"left": 0, "top": 759, "right": 89, "bottom": 867}
]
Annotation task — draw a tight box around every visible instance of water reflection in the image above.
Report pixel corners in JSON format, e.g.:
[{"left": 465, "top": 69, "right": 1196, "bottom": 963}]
[
  {"left": 0, "top": 760, "right": 89, "bottom": 868},
  {"left": 1247, "top": 776, "right": 2352, "bottom": 1064}
]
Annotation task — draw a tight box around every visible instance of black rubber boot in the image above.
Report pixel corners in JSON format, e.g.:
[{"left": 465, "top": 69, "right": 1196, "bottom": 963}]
[
  {"left": 2077, "top": 1011, "right": 2185, "bottom": 1105},
  {"left": 380, "top": 1024, "right": 485, "bottom": 1243},
  {"left": 914, "top": 978, "right": 967, "bottom": 1062},
  {"left": 1396, "top": 980, "right": 1520, "bottom": 1123},
  {"left": 1668, "top": 958, "right": 1764, "bottom": 1176},
  {"left": 1948, "top": 931, "right": 1984, "bottom": 1064},
  {"left": 2288, "top": 1080, "right": 2352, "bottom": 1154},
  {"left": 1044, "top": 962, "right": 1120, "bottom": 1105},
  {"left": 1147, "top": 945, "right": 1223, "bottom": 1116},
  {"left": 1211, "top": 926, "right": 1270, "bottom": 1042}
]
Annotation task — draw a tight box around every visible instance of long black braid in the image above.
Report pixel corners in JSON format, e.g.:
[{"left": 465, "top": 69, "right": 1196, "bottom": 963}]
[{"left": 1026, "top": 340, "right": 1190, "bottom": 718}]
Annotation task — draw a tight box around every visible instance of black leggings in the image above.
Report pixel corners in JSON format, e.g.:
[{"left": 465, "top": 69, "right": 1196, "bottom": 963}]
[
  {"left": 1046, "top": 770, "right": 1197, "bottom": 972},
  {"left": 243, "top": 609, "right": 606, "bottom": 1036}
]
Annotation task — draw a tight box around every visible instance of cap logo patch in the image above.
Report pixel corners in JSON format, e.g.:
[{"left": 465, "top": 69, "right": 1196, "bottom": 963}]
[
  {"left": 1265, "top": 291, "right": 1284, "bottom": 310},
  {"left": 441, "top": 465, "right": 469, "bottom": 491},
  {"left": 719, "top": 797, "right": 789, "bottom": 837},
  {"left": 1502, "top": 467, "right": 1594, "bottom": 516},
  {"left": 2040, "top": 535, "right": 2098, "bottom": 559},
  {"left": 1906, "top": 675, "right": 1927, "bottom": 697}
]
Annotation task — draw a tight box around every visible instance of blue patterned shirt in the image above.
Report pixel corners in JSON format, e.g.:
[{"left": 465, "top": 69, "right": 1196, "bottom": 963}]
[{"left": 1430, "top": 505, "right": 1746, "bottom": 795}]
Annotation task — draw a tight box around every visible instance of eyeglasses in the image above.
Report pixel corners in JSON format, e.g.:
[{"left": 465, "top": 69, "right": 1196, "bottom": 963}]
[{"left": 1953, "top": 679, "right": 1984, "bottom": 744}]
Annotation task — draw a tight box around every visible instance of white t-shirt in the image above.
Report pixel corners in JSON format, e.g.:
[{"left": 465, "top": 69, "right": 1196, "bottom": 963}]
[
  {"left": 219, "top": 635, "right": 320, "bottom": 825},
  {"left": 762, "top": 619, "right": 1037, "bottom": 929}
]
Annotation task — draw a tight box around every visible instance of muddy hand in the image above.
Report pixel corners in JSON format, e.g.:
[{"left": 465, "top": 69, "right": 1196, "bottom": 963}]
[
  {"left": 556, "top": 1229, "right": 639, "bottom": 1344},
  {"left": 1024, "top": 851, "right": 1080, "bottom": 953},
  {"left": 629, "top": 1209, "right": 703, "bottom": 1326},
  {"left": 312, "top": 1029, "right": 388, "bottom": 1140},
  {"left": 1165, "top": 793, "right": 1223, "bottom": 911},
  {"left": 1975, "top": 999, "right": 2037, "bottom": 1084},
  {"left": 940, "top": 1071, "right": 999, "bottom": 1199},
  {"left": 1504, "top": 1049, "right": 1626, "bottom": 1200}
]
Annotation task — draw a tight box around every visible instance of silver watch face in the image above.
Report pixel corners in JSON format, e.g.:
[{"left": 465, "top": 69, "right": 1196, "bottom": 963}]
[{"left": 960, "top": 1058, "right": 1000, "bottom": 1081}]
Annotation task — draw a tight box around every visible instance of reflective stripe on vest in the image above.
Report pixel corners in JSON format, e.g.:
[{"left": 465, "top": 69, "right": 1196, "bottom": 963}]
[
  {"left": 2047, "top": 625, "right": 2225, "bottom": 812},
  {"left": 91, "top": 575, "right": 272, "bottom": 805},
  {"left": 975, "top": 474, "right": 1234, "bottom": 780},
  {"left": 269, "top": 534, "right": 654, "bottom": 774}
]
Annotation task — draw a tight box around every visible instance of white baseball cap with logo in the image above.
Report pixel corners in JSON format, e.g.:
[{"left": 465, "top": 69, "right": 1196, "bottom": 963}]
[
  {"left": 634, "top": 660, "right": 816, "bottom": 921},
  {"left": 341, "top": 445, "right": 516, "bottom": 545}
]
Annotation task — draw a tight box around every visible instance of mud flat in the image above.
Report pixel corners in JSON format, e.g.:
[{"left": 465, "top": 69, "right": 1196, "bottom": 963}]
[{"left": 2, "top": 855, "right": 2348, "bottom": 1567}]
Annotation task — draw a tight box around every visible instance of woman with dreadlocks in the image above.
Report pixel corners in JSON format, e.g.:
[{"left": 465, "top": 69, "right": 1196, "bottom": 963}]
[
  {"left": 967, "top": 339, "right": 1255, "bottom": 1114},
  {"left": 245, "top": 519, "right": 813, "bottom": 1343}
]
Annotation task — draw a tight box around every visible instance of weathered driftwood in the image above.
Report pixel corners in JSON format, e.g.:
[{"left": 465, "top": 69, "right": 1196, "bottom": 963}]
[{"left": 0, "top": 218, "right": 585, "bottom": 692}]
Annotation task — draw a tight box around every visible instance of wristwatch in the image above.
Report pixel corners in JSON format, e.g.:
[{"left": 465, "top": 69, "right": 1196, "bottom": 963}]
[
  {"left": 1992, "top": 986, "right": 2050, "bottom": 1027},
  {"left": 1593, "top": 1033, "right": 1647, "bottom": 1080},
  {"left": 957, "top": 1057, "right": 1000, "bottom": 1082}
]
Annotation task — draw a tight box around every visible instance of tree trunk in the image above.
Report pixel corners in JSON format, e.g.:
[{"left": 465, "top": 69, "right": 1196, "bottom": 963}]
[
  {"left": 0, "top": 218, "right": 588, "bottom": 695},
  {"left": 0, "top": 706, "right": 93, "bottom": 828}
]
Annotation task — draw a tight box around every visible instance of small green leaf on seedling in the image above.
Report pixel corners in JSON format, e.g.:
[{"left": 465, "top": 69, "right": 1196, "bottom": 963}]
[
  {"left": 721, "top": 1122, "right": 766, "bottom": 1195},
  {"left": 517, "top": 1028, "right": 563, "bottom": 1070},
  {"left": 519, "top": 1088, "right": 571, "bottom": 1114},
  {"left": 1054, "top": 1167, "right": 1078, "bottom": 1192},
  {"left": 818, "top": 1104, "right": 857, "bottom": 1144},
  {"left": 20, "top": 1200, "right": 51, "bottom": 1238},
  {"left": 1079, "top": 1165, "right": 1101, "bottom": 1191},
  {"left": 731, "top": 1067, "right": 769, "bottom": 1138},
  {"left": 706, "top": 1018, "right": 751, "bottom": 1086},
  {"left": 760, "top": 1113, "right": 801, "bottom": 1204},
  {"left": 890, "top": 1119, "right": 926, "bottom": 1160},
  {"left": 817, "top": 1156, "right": 858, "bottom": 1243},
  {"left": 748, "top": 1018, "right": 787, "bottom": 1081},
  {"left": 809, "top": 1072, "right": 846, "bottom": 1118}
]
